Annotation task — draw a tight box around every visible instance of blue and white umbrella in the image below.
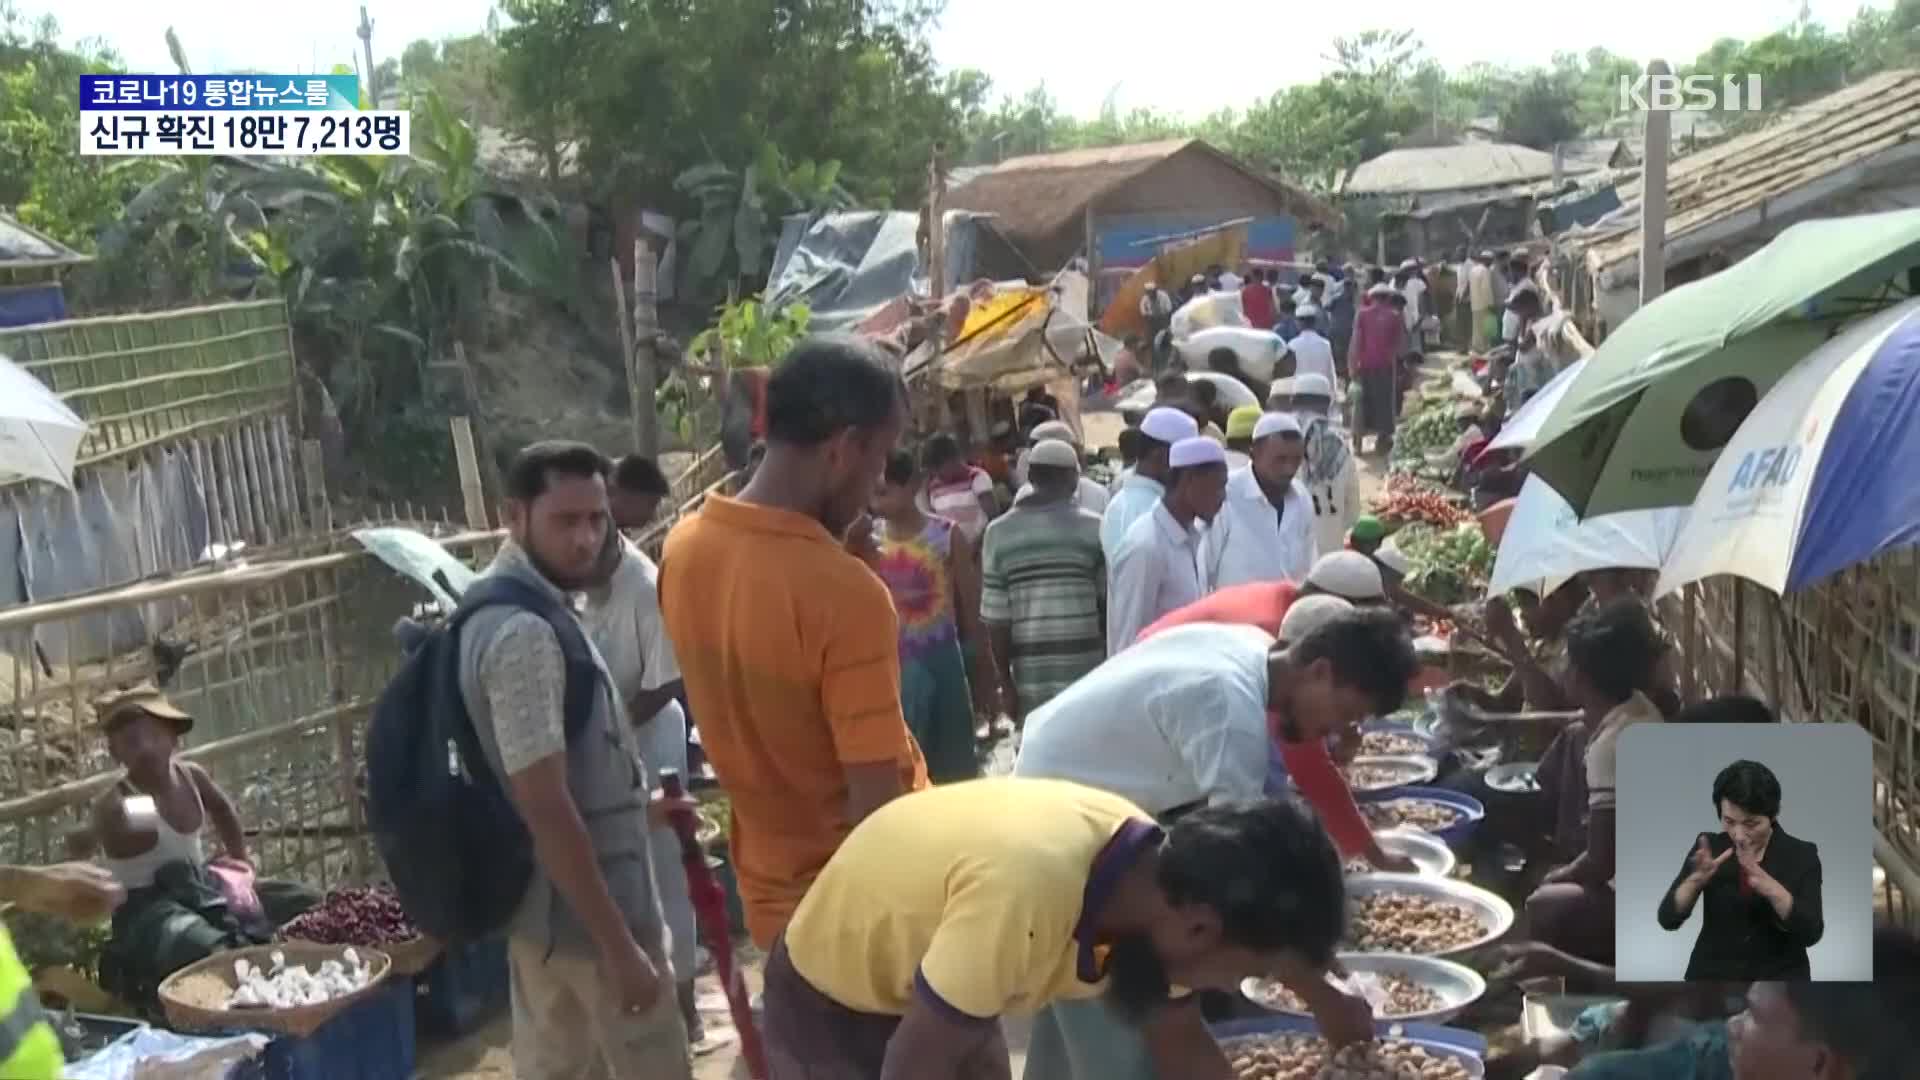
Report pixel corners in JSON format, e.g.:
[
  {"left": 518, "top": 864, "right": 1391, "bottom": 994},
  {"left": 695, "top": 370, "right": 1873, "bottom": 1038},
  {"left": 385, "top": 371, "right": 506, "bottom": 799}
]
[{"left": 1656, "top": 297, "right": 1920, "bottom": 598}]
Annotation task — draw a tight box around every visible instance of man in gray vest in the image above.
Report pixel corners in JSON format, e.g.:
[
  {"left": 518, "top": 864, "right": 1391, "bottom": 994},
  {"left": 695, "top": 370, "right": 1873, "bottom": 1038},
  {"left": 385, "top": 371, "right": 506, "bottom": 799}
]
[{"left": 458, "top": 441, "right": 692, "bottom": 1079}]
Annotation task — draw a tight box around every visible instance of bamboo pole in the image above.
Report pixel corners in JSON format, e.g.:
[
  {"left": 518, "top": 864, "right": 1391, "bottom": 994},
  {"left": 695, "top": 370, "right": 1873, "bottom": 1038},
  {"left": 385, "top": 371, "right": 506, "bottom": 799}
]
[
  {"left": 451, "top": 417, "right": 488, "bottom": 530},
  {"left": 630, "top": 239, "right": 661, "bottom": 457},
  {"left": 928, "top": 147, "right": 947, "bottom": 301},
  {"left": 1640, "top": 59, "right": 1672, "bottom": 306},
  {"left": 301, "top": 439, "right": 332, "bottom": 536}
]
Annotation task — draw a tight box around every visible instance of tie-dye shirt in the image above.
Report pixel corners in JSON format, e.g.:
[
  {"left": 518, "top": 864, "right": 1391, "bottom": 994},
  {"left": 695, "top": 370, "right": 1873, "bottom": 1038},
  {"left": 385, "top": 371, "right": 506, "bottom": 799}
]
[{"left": 873, "top": 517, "right": 961, "bottom": 663}]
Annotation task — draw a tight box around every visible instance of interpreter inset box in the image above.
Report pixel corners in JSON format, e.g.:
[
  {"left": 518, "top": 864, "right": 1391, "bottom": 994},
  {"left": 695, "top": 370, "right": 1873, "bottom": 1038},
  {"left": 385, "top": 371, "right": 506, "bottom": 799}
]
[{"left": 1614, "top": 722, "right": 1873, "bottom": 981}]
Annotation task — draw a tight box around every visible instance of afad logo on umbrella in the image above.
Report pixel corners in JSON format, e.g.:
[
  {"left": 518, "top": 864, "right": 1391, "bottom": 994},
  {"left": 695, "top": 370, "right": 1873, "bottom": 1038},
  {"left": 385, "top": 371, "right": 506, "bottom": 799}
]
[{"left": 1724, "top": 416, "right": 1823, "bottom": 496}]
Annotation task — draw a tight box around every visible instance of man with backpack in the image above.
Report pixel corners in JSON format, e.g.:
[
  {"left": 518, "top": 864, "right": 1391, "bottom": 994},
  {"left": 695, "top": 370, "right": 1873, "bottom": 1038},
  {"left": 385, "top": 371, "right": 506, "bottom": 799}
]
[{"left": 449, "top": 441, "right": 691, "bottom": 1078}]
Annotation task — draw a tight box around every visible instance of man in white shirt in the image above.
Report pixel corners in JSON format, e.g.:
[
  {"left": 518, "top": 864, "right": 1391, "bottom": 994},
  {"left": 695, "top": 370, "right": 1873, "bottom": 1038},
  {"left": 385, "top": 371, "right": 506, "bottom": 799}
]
[
  {"left": 1397, "top": 259, "right": 1428, "bottom": 339},
  {"left": 1014, "top": 420, "right": 1109, "bottom": 514},
  {"left": 1207, "top": 412, "right": 1317, "bottom": 588},
  {"left": 1017, "top": 609, "right": 1417, "bottom": 818},
  {"left": 1099, "top": 407, "right": 1198, "bottom": 563},
  {"left": 1106, "top": 436, "right": 1228, "bottom": 653},
  {"left": 1284, "top": 374, "right": 1363, "bottom": 558},
  {"left": 1286, "top": 306, "right": 1338, "bottom": 393},
  {"left": 1217, "top": 265, "right": 1244, "bottom": 293},
  {"left": 581, "top": 461, "right": 704, "bottom": 1050},
  {"left": 1467, "top": 250, "right": 1498, "bottom": 353}
]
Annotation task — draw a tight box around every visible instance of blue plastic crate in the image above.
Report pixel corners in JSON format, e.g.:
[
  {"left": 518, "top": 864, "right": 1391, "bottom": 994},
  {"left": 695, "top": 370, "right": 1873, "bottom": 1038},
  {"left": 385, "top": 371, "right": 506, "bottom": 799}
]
[
  {"left": 415, "top": 937, "right": 510, "bottom": 1036},
  {"left": 229, "top": 978, "right": 417, "bottom": 1080}
]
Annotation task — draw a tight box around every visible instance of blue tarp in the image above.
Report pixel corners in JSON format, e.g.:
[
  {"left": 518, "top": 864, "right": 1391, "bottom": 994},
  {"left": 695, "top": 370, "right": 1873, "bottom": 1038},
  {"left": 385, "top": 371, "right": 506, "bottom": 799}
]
[{"left": 0, "top": 284, "right": 67, "bottom": 328}]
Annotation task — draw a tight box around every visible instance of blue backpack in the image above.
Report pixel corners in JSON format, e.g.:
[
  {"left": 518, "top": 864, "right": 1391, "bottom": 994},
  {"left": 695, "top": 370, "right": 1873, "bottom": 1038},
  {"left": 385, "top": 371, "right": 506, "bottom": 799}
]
[{"left": 365, "top": 575, "right": 598, "bottom": 945}]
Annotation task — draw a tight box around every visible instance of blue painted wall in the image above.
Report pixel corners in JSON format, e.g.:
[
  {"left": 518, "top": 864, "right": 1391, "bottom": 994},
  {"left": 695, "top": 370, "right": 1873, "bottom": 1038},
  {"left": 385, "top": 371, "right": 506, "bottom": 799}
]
[{"left": 1096, "top": 213, "right": 1299, "bottom": 270}]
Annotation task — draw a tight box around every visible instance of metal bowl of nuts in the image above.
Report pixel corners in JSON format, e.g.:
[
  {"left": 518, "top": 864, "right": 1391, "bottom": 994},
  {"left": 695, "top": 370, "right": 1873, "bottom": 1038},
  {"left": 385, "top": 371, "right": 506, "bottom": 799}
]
[
  {"left": 1219, "top": 1028, "right": 1485, "bottom": 1080},
  {"left": 1356, "top": 787, "right": 1485, "bottom": 847},
  {"left": 1342, "top": 873, "right": 1514, "bottom": 958},
  {"left": 1344, "top": 755, "right": 1439, "bottom": 794},
  {"left": 1241, "top": 952, "right": 1488, "bottom": 1025},
  {"left": 1358, "top": 725, "right": 1438, "bottom": 758},
  {"left": 1343, "top": 828, "right": 1457, "bottom": 878}
]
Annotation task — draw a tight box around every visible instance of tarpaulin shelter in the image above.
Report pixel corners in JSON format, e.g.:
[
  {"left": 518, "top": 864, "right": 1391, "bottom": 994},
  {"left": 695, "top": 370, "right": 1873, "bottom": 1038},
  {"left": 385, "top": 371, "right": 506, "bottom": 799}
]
[
  {"left": 0, "top": 213, "right": 89, "bottom": 329},
  {"left": 763, "top": 210, "right": 1034, "bottom": 333}
]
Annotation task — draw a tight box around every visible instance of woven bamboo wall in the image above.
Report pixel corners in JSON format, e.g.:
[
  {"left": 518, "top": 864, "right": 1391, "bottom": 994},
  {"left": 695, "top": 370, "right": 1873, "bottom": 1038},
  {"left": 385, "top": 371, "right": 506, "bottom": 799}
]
[{"left": 0, "top": 301, "right": 297, "bottom": 469}]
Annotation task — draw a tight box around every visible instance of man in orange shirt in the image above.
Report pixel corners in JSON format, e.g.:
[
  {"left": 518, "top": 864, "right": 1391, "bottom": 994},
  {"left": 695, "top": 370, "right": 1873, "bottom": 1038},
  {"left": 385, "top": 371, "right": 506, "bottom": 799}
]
[{"left": 659, "top": 334, "right": 927, "bottom": 949}]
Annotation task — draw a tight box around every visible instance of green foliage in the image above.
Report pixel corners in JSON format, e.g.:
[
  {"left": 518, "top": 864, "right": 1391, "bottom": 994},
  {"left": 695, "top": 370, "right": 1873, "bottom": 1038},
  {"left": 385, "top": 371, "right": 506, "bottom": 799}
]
[
  {"left": 672, "top": 147, "right": 850, "bottom": 302},
  {"left": 1498, "top": 71, "right": 1583, "bottom": 151},
  {"left": 689, "top": 296, "right": 812, "bottom": 369},
  {"left": 0, "top": 3, "right": 123, "bottom": 250}
]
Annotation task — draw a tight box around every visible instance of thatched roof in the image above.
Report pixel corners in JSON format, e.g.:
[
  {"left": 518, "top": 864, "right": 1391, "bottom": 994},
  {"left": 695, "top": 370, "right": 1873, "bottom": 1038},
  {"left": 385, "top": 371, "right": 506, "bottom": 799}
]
[
  {"left": 946, "top": 139, "right": 1338, "bottom": 266},
  {"left": 1342, "top": 143, "right": 1565, "bottom": 197},
  {"left": 0, "top": 214, "right": 88, "bottom": 270}
]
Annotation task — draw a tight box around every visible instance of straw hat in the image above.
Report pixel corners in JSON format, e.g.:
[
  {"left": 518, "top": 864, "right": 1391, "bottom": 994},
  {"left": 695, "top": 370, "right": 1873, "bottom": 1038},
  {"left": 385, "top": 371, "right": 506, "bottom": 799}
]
[{"left": 96, "top": 684, "right": 194, "bottom": 735}]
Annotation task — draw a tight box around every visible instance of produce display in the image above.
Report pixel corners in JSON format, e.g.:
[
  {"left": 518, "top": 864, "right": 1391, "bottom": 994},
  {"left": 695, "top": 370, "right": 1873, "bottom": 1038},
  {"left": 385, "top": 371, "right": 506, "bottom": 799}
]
[
  {"left": 1245, "top": 973, "right": 1445, "bottom": 1018},
  {"left": 1361, "top": 800, "right": 1463, "bottom": 833},
  {"left": 1345, "top": 761, "right": 1428, "bottom": 791},
  {"left": 1390, "top": 523, "right": 1495, "bottom": 605},
  {"left": 1349, "top": 893, "right": 1489, "bottom": 954},
  {"left": 1227, "top": 1033, "right": 1476, "bottom": 1080},
  {"left": 1361, "top": 732, "right": 1429, "bottom": 757},
  {"left": 1388, "top": 402, "right": 1466, "bottom": 480},
  {"left": 226, "top": 950, "right": 374, "bottom": 1008},
  {"left": 279, "top": 885, "right": 420, "bottom": 948},
  {"left": 1373, "top": 474, "right": 1471, "bottom": 529}
]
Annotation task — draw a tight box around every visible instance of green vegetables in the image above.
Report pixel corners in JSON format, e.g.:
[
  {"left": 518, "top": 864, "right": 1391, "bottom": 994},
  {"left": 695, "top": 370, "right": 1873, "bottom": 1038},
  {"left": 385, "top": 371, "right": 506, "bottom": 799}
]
[
  {"left": 1388, "top": 402, "right": 1463, "bottom": 476},
  {"left": 1393, "top": 522, "right": 1495, "bottom": 605}
]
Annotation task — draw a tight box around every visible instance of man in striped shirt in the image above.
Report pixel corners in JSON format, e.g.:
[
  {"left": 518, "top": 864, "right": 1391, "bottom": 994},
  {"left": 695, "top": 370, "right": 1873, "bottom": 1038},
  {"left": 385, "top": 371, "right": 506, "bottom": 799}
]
[{"left": 980, "top": 439, "right": 1107, "bottom": 728}]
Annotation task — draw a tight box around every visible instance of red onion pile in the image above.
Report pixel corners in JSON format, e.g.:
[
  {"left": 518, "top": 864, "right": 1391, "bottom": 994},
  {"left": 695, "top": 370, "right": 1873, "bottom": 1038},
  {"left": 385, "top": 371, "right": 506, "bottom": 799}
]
[{"left": 279, "top": 885, "right": 421, "bottom": 946}]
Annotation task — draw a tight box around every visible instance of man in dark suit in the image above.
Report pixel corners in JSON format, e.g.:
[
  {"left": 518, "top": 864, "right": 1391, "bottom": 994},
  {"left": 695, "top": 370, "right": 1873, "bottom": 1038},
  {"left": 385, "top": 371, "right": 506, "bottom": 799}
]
[{"left": 1656, "top": 759, "right": 1824, "bottom": 980}]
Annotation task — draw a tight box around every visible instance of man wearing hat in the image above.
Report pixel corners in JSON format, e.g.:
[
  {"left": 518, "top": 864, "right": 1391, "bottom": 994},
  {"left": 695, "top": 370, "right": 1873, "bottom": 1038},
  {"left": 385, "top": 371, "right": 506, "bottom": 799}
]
[
  {"left": 1349, "top": 283, "right": 1407, "bottom": 454},
  {"left": 1207, "top": 412, "right": 1317, "bottom": 589},
  {"left": 1286, "top": 305, "right": 1337, "bottom": 392},
  {"left": 1014, "top": 420, "right": 1109, "bottom": 514},
  {"left": 1301, "top": 551, "right": 1389, "bottom": 605},
  {"left": 86, "top": 686, "right": 319, "bottom": 1009},
  {"left": 1223, "top": 405, "right": 1261, "bottom": 470},
  {"left": 1286, "top": 373, "right": 1361, "bottom": 558},
  {"left": 1106, "top": 435, "right": 1228, "bottom": 653},
  {"left": 1099, "top": 406, "right": 1199, "bottom": 564},
  {"left": 1468, "top": 250, "right": 1499, "bottom": 352}
]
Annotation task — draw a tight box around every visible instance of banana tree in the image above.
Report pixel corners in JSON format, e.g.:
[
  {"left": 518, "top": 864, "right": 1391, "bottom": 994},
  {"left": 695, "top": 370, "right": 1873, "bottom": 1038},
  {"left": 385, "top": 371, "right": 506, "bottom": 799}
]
[{"left": 673, "top": 145, "right": 852, "bottom": 303}]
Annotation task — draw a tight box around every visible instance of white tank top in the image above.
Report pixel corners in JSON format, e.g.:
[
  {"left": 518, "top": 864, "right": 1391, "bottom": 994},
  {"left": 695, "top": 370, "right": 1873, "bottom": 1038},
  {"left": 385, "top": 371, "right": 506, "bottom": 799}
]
[{"left": 102, "top": 765, "right": 207, "bottom": 889}]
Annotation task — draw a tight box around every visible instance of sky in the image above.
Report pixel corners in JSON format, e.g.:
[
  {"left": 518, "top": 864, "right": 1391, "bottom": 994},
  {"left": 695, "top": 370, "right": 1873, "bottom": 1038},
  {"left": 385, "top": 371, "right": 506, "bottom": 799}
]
[{"left": 29, "top": 0, "right": 1885, "bottom": 120}]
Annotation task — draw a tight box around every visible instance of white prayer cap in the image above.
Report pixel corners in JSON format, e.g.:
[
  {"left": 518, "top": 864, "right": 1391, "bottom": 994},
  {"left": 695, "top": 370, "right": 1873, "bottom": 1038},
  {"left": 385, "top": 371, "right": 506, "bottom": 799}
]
[
  {"left": 1026, "top": 439, "right": 1081, "bottom": 470},
  {"left": 1373, "top": 541, "right": 1412, "bottom": 578},
  {"left": 1252, "top": 412, "right": 1302, "bottom": 441},
  {"left": 1305, "top": 551, "right": 1387, "bottom": 601},
  {"left": 1296, "top": 304, "right": 1322, "bottom": 320},
  {"left": 1168, "top": 436, "right": 1227, "bottom": 469},
  {"left": 1277, "top": 594, "right": 1355, "bottom": 645},
  {"left": 1292, "top": 373, "right": 1334, "bottom": 398},
  {"left": 1029, "top": 419, "right": 1076, "bottom": 444},
  {"left": 1267, "top": 376, "right": 1296, "bottom": 402},
  {"left": 1368, "top": 282, "right": 1396, "bottom": 298},
  {"left": 1140, "top": 407, "right": 1200, "bottom": 445}
]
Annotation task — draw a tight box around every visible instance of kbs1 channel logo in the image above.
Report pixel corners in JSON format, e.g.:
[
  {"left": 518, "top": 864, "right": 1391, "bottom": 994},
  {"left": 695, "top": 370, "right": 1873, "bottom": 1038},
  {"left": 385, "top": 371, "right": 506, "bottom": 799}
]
[
  {"left": 1617, "top": 72, "right": 1764, "bottom": 113},
  {"left": 79, "top": 74, "right": 409, "bottom": 157}
]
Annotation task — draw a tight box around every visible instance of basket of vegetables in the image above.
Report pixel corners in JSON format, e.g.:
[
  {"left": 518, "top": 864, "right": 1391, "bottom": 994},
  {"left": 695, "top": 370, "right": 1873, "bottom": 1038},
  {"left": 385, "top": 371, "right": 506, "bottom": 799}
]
[
  {"left": 1392, "top": 523, "right": 1495, "bottom": 606},
  {"left": 278, "top": 885, "right": 440, "bottom": 976},
  {"left": 158, "top": 943, "right": 390, "bottom": 1038}
]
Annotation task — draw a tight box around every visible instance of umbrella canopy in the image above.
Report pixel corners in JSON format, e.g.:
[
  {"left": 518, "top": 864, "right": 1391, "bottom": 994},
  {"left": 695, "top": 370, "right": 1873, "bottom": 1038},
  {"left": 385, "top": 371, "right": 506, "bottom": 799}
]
[
  {"left": 0, "top": 352, "right": 87, "bottom": 489},
  {"left": 1524, "top": 208, "right": 1920, "bottom": 518},
  {"left": 1490, "top": 474, "right": 1689, "bottom": 597},
  {"left": 1487, "top": 358, "right": 1586, "bottom": 453},
  {"left": 1656, "top": 297, "right": 1920, "bottom": 598}
]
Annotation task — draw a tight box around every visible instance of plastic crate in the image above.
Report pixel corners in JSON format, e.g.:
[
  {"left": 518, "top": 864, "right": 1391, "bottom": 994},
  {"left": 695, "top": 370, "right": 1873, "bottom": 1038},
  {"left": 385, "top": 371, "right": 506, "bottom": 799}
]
[
  {"left": 230, "top": 978, "right": 417, "bottom": 1080},
  {"left": 414, "top": 937, "right": 510, "bottom": 1036}
]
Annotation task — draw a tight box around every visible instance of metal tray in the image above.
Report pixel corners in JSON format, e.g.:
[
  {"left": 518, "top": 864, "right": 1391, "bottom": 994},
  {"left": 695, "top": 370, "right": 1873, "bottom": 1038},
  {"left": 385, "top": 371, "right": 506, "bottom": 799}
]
[
  {"left": 1486, "top": 761, "right": 1542, "bottom": 793},
  {"left": 1343, "top": 872, "right": 1516, "bottom": 958},
  {"left": 1345, "top": 754, "right": 1441, "bottom": 793},
  {"left": 1242, "top": 952, "right": 1487, "bottom": 1024},
  {"left": 1214, "top": 1014, "right": 1486, "bottom": 1078},
  {"left": 1358, "top": 723, "right": 1440, "bottom": 757},
  {"left": 1367, "top": 827, "right": 1457, "bottom": 877}
]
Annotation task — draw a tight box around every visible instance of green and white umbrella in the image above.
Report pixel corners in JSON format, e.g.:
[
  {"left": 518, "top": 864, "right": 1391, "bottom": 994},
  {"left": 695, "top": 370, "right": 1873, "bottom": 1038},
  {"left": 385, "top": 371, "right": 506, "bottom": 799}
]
[{"left": 1524, "top": 208, "right": 1920, "bottom": 517}]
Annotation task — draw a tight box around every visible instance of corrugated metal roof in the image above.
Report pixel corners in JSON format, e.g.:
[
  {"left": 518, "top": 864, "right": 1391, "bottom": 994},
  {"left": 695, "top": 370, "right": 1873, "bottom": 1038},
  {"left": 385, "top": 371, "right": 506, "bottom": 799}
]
[
  {"left": 1342, "top": 143, "right": 1564, "bottom": 196},
  {"left": 0, "top": 214, "right": 88, "bottom": 269},
  {"left": 944, "top": 139, "right": 1338, "bottom": 267},
  {"left": 1578, "top": 69, "right": 1920, "bottom": 278}
]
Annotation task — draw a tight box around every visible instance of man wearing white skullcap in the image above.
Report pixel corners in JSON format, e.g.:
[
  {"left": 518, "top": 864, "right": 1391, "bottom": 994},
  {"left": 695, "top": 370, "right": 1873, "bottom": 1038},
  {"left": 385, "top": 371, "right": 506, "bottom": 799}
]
[
  {"left": 1205, "top": 412, "right": 1317, "bottom": 590},
  {"left": 1105, "top": 436, "right": 1227, "bottom": 653},
  {"left": 1277, "top": 593, "right": 1355, "bottom": 645},
  {"left": 1287, "top": 305, "right": 1338, "bottom": 394},
  {"left": 1010, "top": 421, "right": 1107, "bottom": 514},
  {"left": 1098, "top": 407, "right": 1197, "bottom": 565},
  {"left": 1301, "top": 551, "right": 1387, "bottom": 604},
  {"left": 1285, "top": 373, "right": 1362, "bottom": 557}
]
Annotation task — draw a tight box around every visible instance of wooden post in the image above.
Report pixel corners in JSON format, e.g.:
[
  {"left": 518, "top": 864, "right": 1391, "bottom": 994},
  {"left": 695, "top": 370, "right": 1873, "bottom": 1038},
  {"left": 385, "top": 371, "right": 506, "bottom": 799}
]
[
  {"left": 1640, "top": 59, "right": 1672, "bottom": 307},
  {"left": 450, "top": 417, "right": 489, "bottom": 530},
  {"left": 1082, "top": 203, "right": 1098, "bottom": 320},
  {"left": 928, "top": 147, "right": 947, "bottom": 302},
  {"left": 451, "top": 342, "right": 497, "bottom": 510},
  {"left": 355, "top": 6, "right": 377, "bottom": 103},
  {"left": 300, "top": 439, "right": 332, "bottom": 535},
  {"left": 629, "top": 240, "right": 662, "bottom": 457}
]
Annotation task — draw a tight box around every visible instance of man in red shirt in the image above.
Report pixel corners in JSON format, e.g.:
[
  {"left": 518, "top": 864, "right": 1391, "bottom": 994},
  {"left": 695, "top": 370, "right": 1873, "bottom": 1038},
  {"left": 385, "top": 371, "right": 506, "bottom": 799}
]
[
  {"left": 1241, "top": 268, "right": 1277, "bottom": 330},
  {"left": 1137, "top": 576, "right": 1417, "bottom": 873},
  {"left": 1348, "top": 283, "right": 1407, "bottom": 454}
]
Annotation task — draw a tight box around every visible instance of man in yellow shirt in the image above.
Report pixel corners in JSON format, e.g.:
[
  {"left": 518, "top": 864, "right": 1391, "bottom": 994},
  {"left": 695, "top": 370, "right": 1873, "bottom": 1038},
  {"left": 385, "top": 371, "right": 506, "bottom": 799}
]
[{"left": 761, "top": 778, "right": 1367, "bottom": 1078}]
